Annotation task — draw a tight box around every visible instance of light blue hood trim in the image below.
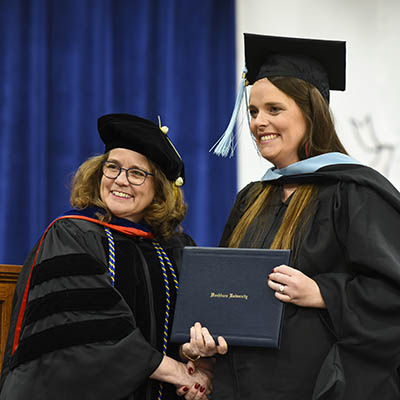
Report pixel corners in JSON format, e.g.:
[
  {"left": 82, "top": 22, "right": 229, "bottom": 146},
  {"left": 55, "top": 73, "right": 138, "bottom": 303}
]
[{"left": 262, "top": 153, "right": 362, "bottom": 181}]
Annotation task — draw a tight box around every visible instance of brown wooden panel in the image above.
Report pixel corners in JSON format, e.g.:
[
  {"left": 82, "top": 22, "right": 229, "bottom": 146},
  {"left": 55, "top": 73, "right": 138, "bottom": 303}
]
[{"left": 0, "top": 265, "right": 22, "bottom": 371}]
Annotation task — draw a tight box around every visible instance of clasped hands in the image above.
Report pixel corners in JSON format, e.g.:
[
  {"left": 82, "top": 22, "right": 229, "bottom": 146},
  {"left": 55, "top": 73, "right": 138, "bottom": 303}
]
[
  {"left": 175, "top": 359, "right": 211, "bottom": 399},
  {"left": 176, "top": 322, "right": 228, "bottom": 399}
]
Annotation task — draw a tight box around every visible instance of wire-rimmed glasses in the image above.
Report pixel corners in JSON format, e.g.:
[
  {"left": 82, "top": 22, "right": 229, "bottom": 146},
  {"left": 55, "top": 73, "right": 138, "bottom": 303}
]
[{"left": 102, "top": 161, "right": 154, "bottom": 186}]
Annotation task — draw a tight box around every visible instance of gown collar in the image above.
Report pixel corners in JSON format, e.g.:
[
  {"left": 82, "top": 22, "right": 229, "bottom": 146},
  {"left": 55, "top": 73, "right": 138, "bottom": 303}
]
[{"left": 61, "top": 207, "right": 152, "bottom": 233}]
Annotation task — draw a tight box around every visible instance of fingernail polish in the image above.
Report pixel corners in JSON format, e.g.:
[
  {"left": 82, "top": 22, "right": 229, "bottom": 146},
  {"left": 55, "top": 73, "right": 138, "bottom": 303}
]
[
  {"left": 183, "top": 387, "right": 189, "bottom": 392},
  {"left": 188, "top": 367, "right": 194, "bottom": 374},
  {"left": 194, "top": 383, "right": 200, "bottom": 389},
  {"left": 200, "top": 386, "right": 205, "bottom": 393}
]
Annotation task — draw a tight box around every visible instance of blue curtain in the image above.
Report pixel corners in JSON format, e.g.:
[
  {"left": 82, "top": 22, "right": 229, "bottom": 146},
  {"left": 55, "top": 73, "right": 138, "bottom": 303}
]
[{"left": 0, "top": 0, "right": 237, "bottom": 265}]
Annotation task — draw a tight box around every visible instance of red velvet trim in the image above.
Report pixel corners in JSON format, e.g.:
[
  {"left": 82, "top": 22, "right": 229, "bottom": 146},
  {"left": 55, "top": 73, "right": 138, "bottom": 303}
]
[
  {"left": 55, "top": 215, "right": 155, "bottom": 239},
  {"left": 11, "top": 215, "right": 154, "bottom": 354}
]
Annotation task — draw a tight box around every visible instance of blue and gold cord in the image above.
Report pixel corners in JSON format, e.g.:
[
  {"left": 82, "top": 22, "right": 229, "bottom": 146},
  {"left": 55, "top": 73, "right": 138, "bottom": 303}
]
[
  {"left": 104, "top": 227, "right": 116, "bottom": 286},
  {"left": 104, "top": 228, "right": 179, "bottom": 400},
  {"left": 152, "top": 241, "right": 179, "bottom": 400}
]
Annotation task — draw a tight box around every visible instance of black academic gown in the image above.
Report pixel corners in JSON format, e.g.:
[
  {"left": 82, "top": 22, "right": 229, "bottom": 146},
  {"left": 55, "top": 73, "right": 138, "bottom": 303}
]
[
  {"left": 0, "top": 212, "right": 195, "bottom": 400},
  {"left": 213, "top": 164, "right": 400, "bottom": 400}
]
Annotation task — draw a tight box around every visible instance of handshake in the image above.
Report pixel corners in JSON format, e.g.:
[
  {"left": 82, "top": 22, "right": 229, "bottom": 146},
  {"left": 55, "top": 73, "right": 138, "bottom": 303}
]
[{"left": 151, "top": 322, "right": 228, "bottom": 399}]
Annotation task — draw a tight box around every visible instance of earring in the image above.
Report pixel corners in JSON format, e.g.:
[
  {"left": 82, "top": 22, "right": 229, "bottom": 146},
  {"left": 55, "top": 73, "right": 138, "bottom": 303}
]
[{"left": 305, "top": 142, "right": 310, "bottom": 158}]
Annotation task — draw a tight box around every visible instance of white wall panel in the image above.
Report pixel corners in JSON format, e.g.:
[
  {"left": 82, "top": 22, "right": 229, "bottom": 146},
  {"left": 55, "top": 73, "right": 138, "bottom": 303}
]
[{"left": 234, "top": 0, "right": 400, "bottom": 190}]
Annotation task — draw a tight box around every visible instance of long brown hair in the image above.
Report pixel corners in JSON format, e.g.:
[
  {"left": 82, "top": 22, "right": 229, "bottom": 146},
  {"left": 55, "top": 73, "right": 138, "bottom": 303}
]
[
  {"left": 70, "top": 153, "right": 187, "bottom": 239},
  {"left": 228, "top": 77, "right": 347, "bottom": 250}
]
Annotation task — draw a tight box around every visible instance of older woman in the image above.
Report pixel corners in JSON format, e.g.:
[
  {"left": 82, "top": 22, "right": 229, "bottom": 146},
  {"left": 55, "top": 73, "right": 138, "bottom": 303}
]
[
  {"left": 0, "top": 114, "right": 210, "bottom": 400},
  {"left": 182, "top": 34, "right": 400, "bottom": 399}
]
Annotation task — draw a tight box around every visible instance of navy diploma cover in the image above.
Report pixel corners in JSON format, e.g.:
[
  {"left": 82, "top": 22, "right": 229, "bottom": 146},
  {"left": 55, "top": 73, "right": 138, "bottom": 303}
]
[{"left": 171, "top": 247, "right": 291, "bottom": 348}]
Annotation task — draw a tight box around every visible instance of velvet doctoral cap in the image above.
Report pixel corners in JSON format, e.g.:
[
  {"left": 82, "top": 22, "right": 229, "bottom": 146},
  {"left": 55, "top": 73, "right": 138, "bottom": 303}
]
[
  {"left": 245, "top": 33, "right": 346, "bottom": 101},
  {"left": 98, "top": 113, "right": 185, "bottom": 186}
]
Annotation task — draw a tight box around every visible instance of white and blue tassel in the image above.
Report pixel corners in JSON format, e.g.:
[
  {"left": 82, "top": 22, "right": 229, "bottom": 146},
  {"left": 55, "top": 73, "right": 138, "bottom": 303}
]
[{"left": 210, "top": 66, "right": 249, "bottom": 158}]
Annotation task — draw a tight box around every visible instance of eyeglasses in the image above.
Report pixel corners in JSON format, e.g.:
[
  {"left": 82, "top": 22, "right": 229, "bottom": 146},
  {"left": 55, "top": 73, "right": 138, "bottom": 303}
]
[{"left": 102, "top": 161, "right": 154, "bottom": 186}]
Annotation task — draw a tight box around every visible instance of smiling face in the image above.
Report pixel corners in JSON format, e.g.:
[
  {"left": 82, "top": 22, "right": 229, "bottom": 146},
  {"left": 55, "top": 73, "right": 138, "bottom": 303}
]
[
  {"left": 100, "top": 148, "right": 155, "bottom": 223},
  {"left": 249, "top": 78, "right": 307, "bottom": 169}
]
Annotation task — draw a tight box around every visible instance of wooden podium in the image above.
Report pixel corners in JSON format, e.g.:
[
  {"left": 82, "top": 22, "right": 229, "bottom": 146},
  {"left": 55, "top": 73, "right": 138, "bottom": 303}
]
[{"left": 0, "top": 265, "right": 22, "bottom": 372}]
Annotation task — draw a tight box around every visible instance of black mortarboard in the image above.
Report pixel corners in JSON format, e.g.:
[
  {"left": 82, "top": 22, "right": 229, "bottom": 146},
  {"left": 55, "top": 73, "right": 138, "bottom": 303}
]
[
  {"left": 211, "top": 33, "right": 346, "bottom": 158},
  {"left": 245, "top": 33, "right": 346, "bottom": 101},
  {"left": 98, "top": 113, "right": 185, "bottom": 186}
]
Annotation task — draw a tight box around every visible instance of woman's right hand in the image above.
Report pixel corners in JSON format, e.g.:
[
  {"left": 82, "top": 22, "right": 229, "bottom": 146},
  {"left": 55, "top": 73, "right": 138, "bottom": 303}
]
[
  {"left": 177, "top": 382, "right": 208, "bottom": 399},
  {"left": 176, "top": 361, "right": 212, "bottom": 398},
  {"left": 181, "top": 322, "right": 228, "bottom": 359}
]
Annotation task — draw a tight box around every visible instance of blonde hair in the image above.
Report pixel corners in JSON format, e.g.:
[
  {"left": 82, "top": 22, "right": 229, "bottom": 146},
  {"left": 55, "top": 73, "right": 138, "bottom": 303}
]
[
  {"left": 70, "top": 153, "right": 187, "bottom": 239},
  {"left": 143, "top": 159, "right": 187, "bottom": 239},
  {"left": 228, "top": 183, "right": 316, "bottom": 251}
]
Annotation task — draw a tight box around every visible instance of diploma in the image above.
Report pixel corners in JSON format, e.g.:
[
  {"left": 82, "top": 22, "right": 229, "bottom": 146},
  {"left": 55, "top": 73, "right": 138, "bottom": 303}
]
[{"left": 171, "top": 247, "right": 290, "bottom": 348}]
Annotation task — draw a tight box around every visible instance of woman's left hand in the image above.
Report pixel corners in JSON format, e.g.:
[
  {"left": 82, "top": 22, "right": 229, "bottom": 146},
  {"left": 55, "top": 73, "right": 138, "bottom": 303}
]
[{"left": 268, "top": 265, "right": 326, "bottom": 308}]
